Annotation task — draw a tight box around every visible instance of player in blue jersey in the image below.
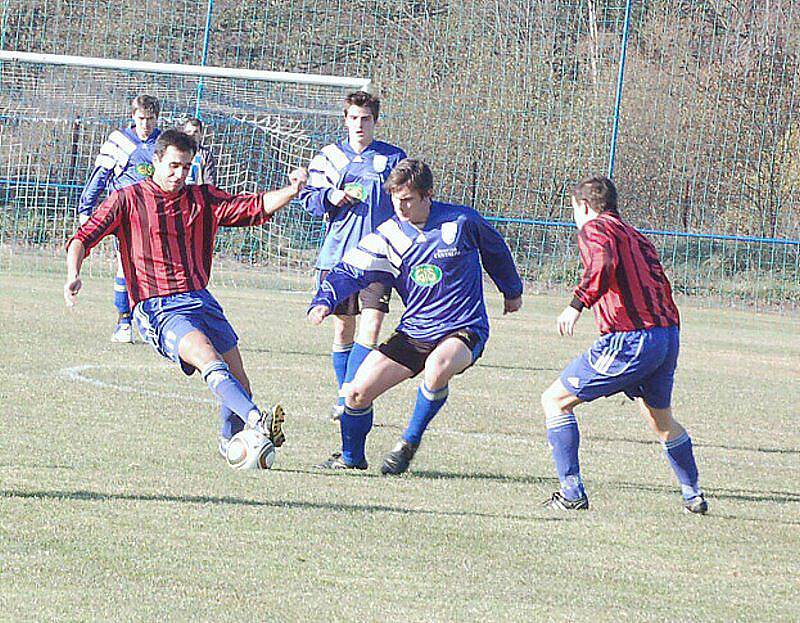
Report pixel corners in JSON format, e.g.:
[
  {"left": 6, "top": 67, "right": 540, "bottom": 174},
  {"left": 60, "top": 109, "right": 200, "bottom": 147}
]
[
  {"left": 78, "top": 94, "right": 162, "bottom": 343},
  {"left": 308, "top": 159, "right": 523, "bottom": 474},
  {"left": 182, "top": 117, "right": 217, "bottom": 186},
  {"left": 298, "top": 91, "right": 406, "bottom": 422}
]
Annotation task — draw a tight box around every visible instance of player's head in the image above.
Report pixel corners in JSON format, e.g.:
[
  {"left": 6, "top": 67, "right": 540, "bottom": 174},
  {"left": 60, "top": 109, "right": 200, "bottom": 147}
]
[
  {"left": 570, "top": 175, "right": 618, "bottom": 229},
  {"left": 182, "top": 117, "right": 204, "bottom": 145},
  {"left": 130, "top": 94, "right": 160, "bottom": 140},
  {"left": 152, "top": 129, "right": 196, "bottom": 193},
  {"left": 344, "top": 91, "right": 379, "bottom": 144},
  {"left": 385, "top": 159, "right": 434, "bottom": 225}
]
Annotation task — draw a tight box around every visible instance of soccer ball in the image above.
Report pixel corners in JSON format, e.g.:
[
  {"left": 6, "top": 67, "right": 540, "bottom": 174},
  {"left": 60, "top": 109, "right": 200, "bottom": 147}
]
[{"left": 225, "top": 428, "right": 276, "bottom": 470}]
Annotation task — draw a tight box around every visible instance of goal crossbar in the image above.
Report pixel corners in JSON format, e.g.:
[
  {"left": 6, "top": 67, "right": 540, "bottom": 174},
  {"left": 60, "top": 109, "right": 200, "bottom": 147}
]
[{"left": 0, "top": 50, "right": 372, "bottom": 91}]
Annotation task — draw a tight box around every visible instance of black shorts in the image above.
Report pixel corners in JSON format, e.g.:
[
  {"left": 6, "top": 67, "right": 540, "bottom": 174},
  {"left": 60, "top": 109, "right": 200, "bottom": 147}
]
[
  {"left": 377, "top": 328, "right": 486, "bottom": 376},
  {"left": 318, "top": 270, "right": 391, "bottom": 316}
]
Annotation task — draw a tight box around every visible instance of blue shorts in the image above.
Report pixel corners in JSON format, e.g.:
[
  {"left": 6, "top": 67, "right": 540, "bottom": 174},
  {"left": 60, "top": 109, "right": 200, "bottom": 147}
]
[
  {"left": 559, "top": 325, "right": 680, "bottom": 409},
  {"left": 133, "top": 289, "right": 238, "bottom": 376}
]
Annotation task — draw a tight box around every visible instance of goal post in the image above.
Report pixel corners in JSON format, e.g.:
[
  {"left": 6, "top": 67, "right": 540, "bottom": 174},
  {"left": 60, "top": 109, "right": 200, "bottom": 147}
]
[{"left": 0, "top": 51, "right": 370, "bottom": 288}]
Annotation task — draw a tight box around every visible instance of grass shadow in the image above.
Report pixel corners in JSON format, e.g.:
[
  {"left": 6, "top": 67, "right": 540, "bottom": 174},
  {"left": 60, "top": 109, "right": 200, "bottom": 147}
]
[{"left": 1, "top": 488, "right": 563, "bottom": 523}]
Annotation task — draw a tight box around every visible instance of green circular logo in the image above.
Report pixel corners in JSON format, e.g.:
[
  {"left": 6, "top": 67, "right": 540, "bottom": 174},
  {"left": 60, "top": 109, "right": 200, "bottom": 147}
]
[
  {"left": 136, "top": 163, "right": 155, "bottom": 177},
  {"left": 410, "top": 264, "right": 443, "bottom": 287},
  {"left": 344, "top": 182, "right": 366, "bottom": 202}
]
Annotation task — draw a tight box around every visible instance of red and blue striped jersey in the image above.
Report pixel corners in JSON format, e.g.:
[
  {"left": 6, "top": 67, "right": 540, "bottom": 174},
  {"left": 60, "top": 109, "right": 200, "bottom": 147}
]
[
  {"left": 69, "top": 179, "right": 268, "bottom": 305},
  {"left": 573, "top": 211, "right": 680, "bottom": 334}
]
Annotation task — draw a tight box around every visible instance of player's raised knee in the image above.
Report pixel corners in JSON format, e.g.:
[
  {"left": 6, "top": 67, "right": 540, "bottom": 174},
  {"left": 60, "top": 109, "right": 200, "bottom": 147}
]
[{"left": 346, "top": 384, "right": 372, "bottom": 409}]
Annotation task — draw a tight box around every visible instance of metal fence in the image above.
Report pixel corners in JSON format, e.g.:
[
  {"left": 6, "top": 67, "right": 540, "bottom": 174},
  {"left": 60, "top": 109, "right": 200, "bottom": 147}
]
[{"left": 1, "top": 0, "right": 798, "bottom": 308}]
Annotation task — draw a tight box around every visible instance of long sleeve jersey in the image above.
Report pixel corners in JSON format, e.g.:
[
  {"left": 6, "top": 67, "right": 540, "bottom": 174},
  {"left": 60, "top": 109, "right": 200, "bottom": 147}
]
[
  {"left": 69, "top": 180, "right": 269, "bottom": 306},
  {"left": 311, "top": 201, "right": 523, "bottom": 342},
  {"left": 298, "top": 139, "right": 406, "bottom": 269},
  {"left": 573, "top": 211, "right": 680, "bottom": 334},
  {"left": 78, "top": 125, "right": 161, "bottom": 216}
]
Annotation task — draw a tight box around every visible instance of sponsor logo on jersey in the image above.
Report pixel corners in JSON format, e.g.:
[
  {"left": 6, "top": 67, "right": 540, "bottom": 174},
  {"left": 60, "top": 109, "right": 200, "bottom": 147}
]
[
  {"left": 441, "top": 221, "right": 458, "bottom": 245},
  {"left": 410, "top": 264, "right": 443, "bottom": 287},
  {"left": 344, "top": 182, "right": 367, "bottom": 202},
  {"left": 434, "top": 248, "right": 460, "bottom": 259},
  {"left": 136, "top": 163, "right": 155, "bottom": 177},
  {"left": 372, "top": 154, "right": 388, "bottom": 173}
]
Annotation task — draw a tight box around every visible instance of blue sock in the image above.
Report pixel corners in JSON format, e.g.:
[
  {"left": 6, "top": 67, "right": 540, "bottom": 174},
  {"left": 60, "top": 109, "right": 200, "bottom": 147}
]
[
  {"left": 403, "top": 383, "right": 449, "bottom": 445},
  {"left": 218, "top": 405, "right": 244, "bottom": 440},
  {"left": 332, "top": 342, "right": 353, "bottom": 406},
  {"left": 344, "top": 342, "right": 373, "bottom": 385},
  {"left": 202, "top": 361, "right": 258, "bottom": 427},
  {"left": 114, "top": 277, "right": 130, "bottom": 317},
  {"left": 546, "top": 413, "right": 585, "bottom": 501},
  {"left": 340, "top": 404, "right": 373, "bottom": 465},
  {"left": 663, "top": 432, "right": 701, "bottom": 499}
]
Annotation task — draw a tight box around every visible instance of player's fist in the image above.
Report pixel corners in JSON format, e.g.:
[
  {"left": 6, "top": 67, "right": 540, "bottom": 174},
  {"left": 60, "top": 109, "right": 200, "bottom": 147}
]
[
  {"left": 328, "top": 189, "right": 353, "bottom": 208},
  {"left": 288, "top": 167, "right": 308, "bottom": 195},
  {"left": 557, "top": 305, "right": 581, "bottom": 336},
  {"left": 64, "top": 277, "right": 82, "bottom": 307},
  {"left": 307, "top": 304, "right": 331, "bottom": 326},
  {"left": 503, "top": 296, "right": 522, "bottom": 315}
]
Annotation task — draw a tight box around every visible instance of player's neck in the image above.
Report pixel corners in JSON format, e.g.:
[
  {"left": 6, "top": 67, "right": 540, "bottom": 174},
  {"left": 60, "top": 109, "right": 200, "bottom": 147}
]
[{"left": 348, "top": 136, "right": 373, "bottom": 153}]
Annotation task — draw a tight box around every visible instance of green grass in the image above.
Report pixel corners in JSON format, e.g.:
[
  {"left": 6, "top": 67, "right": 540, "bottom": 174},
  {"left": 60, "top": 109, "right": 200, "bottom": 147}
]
[{"left": 1, "top": 271, "right": 798, "bottom": 622}]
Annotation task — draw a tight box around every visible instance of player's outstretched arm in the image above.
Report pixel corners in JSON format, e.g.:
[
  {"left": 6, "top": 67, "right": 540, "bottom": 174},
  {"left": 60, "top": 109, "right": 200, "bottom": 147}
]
[
  {"left": 261, "top": 167, "right": 308, "bottom": 218},
  {"left": 307, "top": 304, "right": 331, "bottom": 326},
  {"left": 64, "top": 240, "right": 87, "bottom": 307}
]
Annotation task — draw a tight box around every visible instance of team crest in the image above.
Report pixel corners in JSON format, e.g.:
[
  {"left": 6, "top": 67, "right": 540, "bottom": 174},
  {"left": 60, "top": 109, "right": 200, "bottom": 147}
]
[
  {"left": 410, "top": 264, "right": 443, "bottom": 287},
  {"left": 372, "top": 154, "right": 388, "bottom": 173},
  {"left": 344, "top": 182, "right": 367, "bottom": 202},
  {"left": 441, "top": 221, "right": 458, "bottom": 245},
  {"left": 136, "top": 163, "right": 155, "bottom": 177}
]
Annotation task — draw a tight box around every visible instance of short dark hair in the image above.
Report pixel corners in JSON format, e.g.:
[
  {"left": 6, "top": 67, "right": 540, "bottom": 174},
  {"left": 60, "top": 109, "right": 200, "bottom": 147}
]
[
  {"left": 384, "top": 159, "right": 433, "bottom": 194},
  {"left": 183, "top": 116, "right": 203, "bottom": 131},
  {"left": 344, "top": 91, "right": 380, "bottom": 120},
  {"left": 131, "top": 94, "right": 160, "bottom": 117},
  {"left": 154, "top": 129, "right": 197, "bottom": 158},
  {"left": 571, "top": 175, "right": 618, "bottom": 213}
]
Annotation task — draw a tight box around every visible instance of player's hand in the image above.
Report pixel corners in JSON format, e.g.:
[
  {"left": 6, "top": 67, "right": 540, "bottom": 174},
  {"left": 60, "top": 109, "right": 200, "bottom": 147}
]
[
  {"left": 503, "top": 296, "right": 522, "bottom": 315},
  {"left": 557, "top": 306, "right": 581, "bottom": 336},
  {"left": 288, "top": 167, "right": 308, "bottom": 196},
  {"left": 307, "top": 304, "right": 331, "bottom": 326},
  {"left": 64, "top": 277, "right": 82, "bottom": 307},
  {"left": 328, "top": 189, "right": 354, "bottom": 208}
]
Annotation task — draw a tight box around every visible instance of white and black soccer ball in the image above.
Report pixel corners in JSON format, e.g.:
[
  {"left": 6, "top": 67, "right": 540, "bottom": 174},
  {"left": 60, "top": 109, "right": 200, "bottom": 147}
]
[{"left": 225, "top": 429, "right": 276, "bottom": 470}]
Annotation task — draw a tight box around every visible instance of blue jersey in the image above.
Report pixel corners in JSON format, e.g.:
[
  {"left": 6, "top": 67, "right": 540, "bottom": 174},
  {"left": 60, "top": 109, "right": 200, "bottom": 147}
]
[
  {"left": 298, "top": 139, "right": 406, "bottom": 269},
  {"left": 311, "top": 202, "right": 523, "bottom": 342},
  {"left": 78, "top": 125, "right": 160, "bottom": 216}
]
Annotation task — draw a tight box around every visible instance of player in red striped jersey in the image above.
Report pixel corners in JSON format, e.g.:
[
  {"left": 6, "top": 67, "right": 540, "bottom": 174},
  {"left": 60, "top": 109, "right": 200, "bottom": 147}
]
[
  {"left": 541, "top": 176, "right": 707, "bottom": 514},
  {"left": 64, "top": 129, "right": 308, "bottom": 462}
]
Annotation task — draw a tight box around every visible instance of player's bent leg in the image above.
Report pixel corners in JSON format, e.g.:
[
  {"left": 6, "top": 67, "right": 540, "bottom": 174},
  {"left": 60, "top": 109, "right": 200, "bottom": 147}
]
[
  {"left": 212, "top": 346, "right": 252, "bottom": 454},
  {"left": 179, "top": 331, "right": 261, "bottom": 432},
  {"left": 111, "top": 253, "right": 133, "bottom": 344},
  {"left": 330, "top": 314, "right": 357, "bottom": 420},
  {"left": 357, "top": 308, "right": 385, "bottom": 346},
  {"left": 222, "top": 345, "right": 285, "bottom": 448},
  {"left": 541, "top": 379, "right": 588, "bottom": 510},
  {"left": 315, "top": 351, "right": 411, "bottom": 471},
  {"left": 638, "top": 399, "right": 706, "bottom": 514}
]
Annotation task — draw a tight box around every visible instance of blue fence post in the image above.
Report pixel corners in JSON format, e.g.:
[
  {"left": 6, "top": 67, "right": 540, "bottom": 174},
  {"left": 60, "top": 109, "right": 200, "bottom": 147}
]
[
  {"left": 0, "top": 0, "right": 10, "bottom": 49},
  {"left": 194, "top": 0, "right": 215, "bottom": 119},
  {"left": 607, "top": 0, "right": 634, "bottom": 179}
]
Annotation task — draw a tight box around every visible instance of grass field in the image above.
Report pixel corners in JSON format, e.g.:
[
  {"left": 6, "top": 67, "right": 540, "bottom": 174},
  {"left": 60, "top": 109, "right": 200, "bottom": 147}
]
[{"left": 1, "top": 270, "right": 799, "bottom": 622}]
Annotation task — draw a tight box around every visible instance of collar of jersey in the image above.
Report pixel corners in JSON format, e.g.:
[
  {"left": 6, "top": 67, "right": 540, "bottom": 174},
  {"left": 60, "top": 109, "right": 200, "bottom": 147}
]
[{"left": 340, "top": 139, "right": 377, "bottom": 157}]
